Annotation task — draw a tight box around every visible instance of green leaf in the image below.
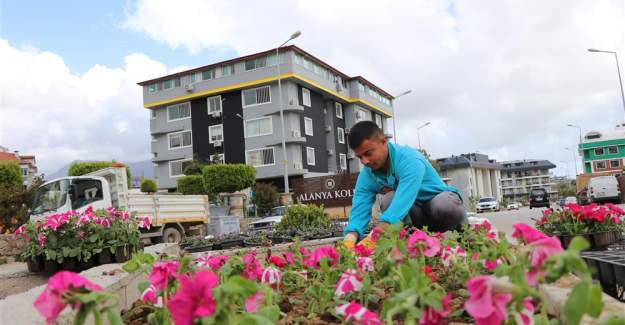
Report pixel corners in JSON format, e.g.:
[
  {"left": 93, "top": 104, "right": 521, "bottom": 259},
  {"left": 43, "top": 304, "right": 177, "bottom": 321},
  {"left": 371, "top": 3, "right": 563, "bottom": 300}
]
[
  {"left": 106, "top": 309, "right": 124, "bottom": 325},
  {"left": 74, "top": 305, "right": 89, "bottom": 325},
  {"left": 567, "top": 237, "right": 590, "bottom": 253},
  {"left": 587, "top": 284, "right": 604, "bottom": 318},
  {"left": 238, "top": 314, "right": 276, "bottom": 325},
  {"left": 600, "top": 316, "right": 625, "bottom": 325},
  {"left": 138, "top": 281, "right": 151, "bottom": 293},
  {"left": 564, "top": 281, "right": 589, "bottom": 325},
  {"left": 122, "top": 260, "right": 139, "bottom": 273},
  {"left": 257, "top": 306, "right": 280, "bottom": 322}
]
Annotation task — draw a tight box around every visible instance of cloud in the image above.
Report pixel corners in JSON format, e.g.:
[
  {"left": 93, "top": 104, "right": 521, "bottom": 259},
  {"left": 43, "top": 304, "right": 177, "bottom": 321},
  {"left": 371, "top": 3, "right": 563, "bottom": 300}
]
[
  {"left": 121, "top": 0, "right": 625, "bottom": 176},
  {"left": 0, "top": 39, "right": 167, "bottom": 176}
]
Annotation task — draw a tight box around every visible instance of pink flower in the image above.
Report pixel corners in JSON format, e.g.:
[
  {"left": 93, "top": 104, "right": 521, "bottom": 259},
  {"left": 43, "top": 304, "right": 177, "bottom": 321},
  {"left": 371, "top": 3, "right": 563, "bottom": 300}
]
[
  {"left": 76, "top": 213, "right": 93, "bottom": 226},
  {"left": 95, "top": 217, "right": 112, "bottom": 228},
  {"left": 420, "top": 294, "right": 451, "bottom": 325},
  {"left": 167, "top": 271, "right": 218, "bottom": 325},
  {"left": 512, "top": 224, "right": 548, "bottom": 244},
  {"left": 487, "top": 231, "right": 499, "bottom": 240},
  {"left": 525, "top": 236, "right": 563, "bottom": 286},
  {"left": 38, "top": 234, "right": 47, "bottom": 247},
  {"left": 261, "top": 267, "right": 281, "bottom": 288},
  {"left": 482, "top": 259, "right": 502, "bottom": 271},
  {"left": 242, "top": 251, "right": 263, "bottom": 281},
  {"left": 245, "top": 291, "right": 265, "bottom": 313},
  {"left": 138, "top": 215, "right": 151, "bottom": 229},
  {"left": 513, "top": 297, "right": 535, "bottom": 325},
  {"left": 141, "top": 284, "right": 158, "bottom": 304},
  {"left": 542, "top": 208, "right": 553, "bottom": 216},
  {"left": 34, "top": 271, "right": 102, "bottom": 323},
  {"left": 399, "top": 228, "right": 408, "bottom": 239},
  {"left": 335, "top": 269, "right": 363, "bottom": 297},
  {"left": 269, "top": 255, "right": 286, "bottom": 268},
  {"left": 424, "top": 265, "right": 437, "bottom": 283},
  {"left": 357, "top": 257, "right": 374, "bottom": 273},
  {"left": 441, "top": 246, "right": 467, "bottom": 267},
  {"left": 195, "top": 255, "right": 229, "bottom": 271},
  {"left": 370, "top": 226, "right": 383, "bottom": 242},
  {"left": 473, "top": 219, "right": 492, "bottom": 232},
  {"left": 283, "top": 252, "right": 295, "bottom": 266},
  {"left": 14, "top": 225, "right": 25, "bottom": 236},
  {"left": 465, "top": 276, "right": 513, "bottom": 325},
  {"left": 118, "top": 211, "right": 130, "bottom": 221},
  {"left": 336, "top": 301, "right": 383, "bottom": 325},
  {"left": 606, "top": 203, "right": 625, "bottom": 215},
  {"left": 406, "top": 230, "right": 441, "bottom": 258},
  {"left": 149, "top": 261, "right": 179, "bottom": 291},
  {"left": 390, "top": 246, "right": 405, "bottom": 264},
  {"left": 303, "top": 246, "right": 339, "bottom": 269},
  {"left": 43, "top": 214, "right": 70, "bottom": 231},
  {"left": 354, "top": 243, "right": 374, "bottom": 257}
]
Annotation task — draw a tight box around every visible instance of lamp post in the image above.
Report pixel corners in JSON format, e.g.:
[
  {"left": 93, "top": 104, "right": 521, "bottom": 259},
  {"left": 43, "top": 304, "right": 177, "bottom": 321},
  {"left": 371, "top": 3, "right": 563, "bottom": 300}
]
[
  {"left": 559, "top": 160, "right": 570, "bottom": 179},
  {"left": 390, "top": 90, "right": 412, "bottom": 144},
  {"left": 564, "top": 147, "right": 578, "bottom": 176},
  {"left": 567, "top": 123, "right": 582, "bottom": 156},
  {"left": 588, "top": 49, "right": 625, "bottom": 119},
  {"left": 417, "top": 122, "right": 431, "bottom": 150},
  {"left": 276, "top": 31, "right": 301, "bottom": 194}
]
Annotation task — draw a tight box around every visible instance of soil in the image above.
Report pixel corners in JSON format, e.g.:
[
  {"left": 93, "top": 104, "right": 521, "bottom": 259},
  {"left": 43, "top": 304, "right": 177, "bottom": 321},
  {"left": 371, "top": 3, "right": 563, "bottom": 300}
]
[{"left": 0, "top": 272, "right": 49, "bottom": 299}]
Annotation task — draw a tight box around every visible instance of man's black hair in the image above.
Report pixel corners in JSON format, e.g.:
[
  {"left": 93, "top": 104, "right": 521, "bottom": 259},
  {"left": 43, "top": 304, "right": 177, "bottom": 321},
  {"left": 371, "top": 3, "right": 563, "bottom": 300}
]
[{"left": 347, "top": 121, "right": 385, "bottom": 150}]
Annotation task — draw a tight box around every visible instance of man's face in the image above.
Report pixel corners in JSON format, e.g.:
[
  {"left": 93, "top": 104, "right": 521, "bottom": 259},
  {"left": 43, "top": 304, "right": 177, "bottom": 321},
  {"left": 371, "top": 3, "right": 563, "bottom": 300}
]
[{"left": 354, "top": 136, "right": 388, "bottom": 171}]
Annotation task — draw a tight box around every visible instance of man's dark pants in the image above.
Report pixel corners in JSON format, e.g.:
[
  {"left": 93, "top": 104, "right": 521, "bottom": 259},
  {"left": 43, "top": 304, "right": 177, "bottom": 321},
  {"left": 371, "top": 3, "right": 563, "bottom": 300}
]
[{"left": 380, "top": 191, "right": 468, "bottom": 232}]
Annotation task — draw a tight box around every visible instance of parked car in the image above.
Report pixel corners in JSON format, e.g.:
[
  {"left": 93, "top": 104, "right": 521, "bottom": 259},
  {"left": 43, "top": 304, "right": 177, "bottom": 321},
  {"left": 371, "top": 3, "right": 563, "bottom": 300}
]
[
  {"left": 588, "top": 176, "right": 621, "bottom": 203},
  {"left": 247, "top": 206, "right": 286, "bottom": 234},
  {"left": 507, "top": 202, "right": 520, "bottom": 210},
  {"left": 563, "top": 196, "right": 578, "bottom": 206},
  {"left": 476, "top": 197, "right": 500, "bottom": 213},
  {"left": 529, "top": 188, "right": 550, "bottom": 209}
]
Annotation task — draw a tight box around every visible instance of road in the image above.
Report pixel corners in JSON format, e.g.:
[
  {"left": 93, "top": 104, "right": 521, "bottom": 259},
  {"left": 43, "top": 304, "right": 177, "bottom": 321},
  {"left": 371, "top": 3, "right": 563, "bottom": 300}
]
[{"left": 471, "top": 206, "right": 545, "bottom": 241}]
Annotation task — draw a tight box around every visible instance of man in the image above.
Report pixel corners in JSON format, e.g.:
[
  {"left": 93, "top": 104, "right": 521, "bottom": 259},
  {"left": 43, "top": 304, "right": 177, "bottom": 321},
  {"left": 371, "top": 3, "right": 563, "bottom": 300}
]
[{"left": 343, "top": 121, "right": 467, "bottom": 248}]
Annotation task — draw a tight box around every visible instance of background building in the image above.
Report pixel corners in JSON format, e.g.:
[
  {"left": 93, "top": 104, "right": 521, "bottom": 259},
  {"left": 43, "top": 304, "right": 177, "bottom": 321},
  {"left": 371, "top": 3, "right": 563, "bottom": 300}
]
[
  {"left": 437, "top": 153, "right": 502, "bottom": 206},
  {"left": 0, "top": 146, "right": 38, "bottom": 189},
  {"left": 580, "top": 124, "right": 625, "bottom": 174},
  {"left": 139, "top": 46, "right": 394, "bottom": 190},
  {"left": 500, "top": 160, "right": 556, "bottom": 201}
]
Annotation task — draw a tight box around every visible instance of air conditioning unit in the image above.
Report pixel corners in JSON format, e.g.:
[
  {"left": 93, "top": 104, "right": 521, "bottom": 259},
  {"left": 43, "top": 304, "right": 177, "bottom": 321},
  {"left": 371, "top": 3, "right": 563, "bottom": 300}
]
[
  {"left": 325, "top": 126, "right": 332, "bottom": 133},
  {"left": 347, "top": 152, "right": 356, "bottom": 159},
  {"left": 291, "top": 130, "right": 301, "bottom": 138},
  {"left": 213, "top": 141, "right": 222, "bottom": 147},
  {"left": 327, "top": 149, "right": 334, "bottom": 156},
  {"left": 184, "top": 83, "right": 194, "bottom": 92},
  {"left": 211, "top": 111, "right": 222, "bottom": 118}
]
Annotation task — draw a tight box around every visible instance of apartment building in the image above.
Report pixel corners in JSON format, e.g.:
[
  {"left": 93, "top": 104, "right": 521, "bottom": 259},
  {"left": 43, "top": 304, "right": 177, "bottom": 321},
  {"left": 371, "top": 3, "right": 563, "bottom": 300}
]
[
  {"left": 138, "top": 46, "right": 394, "bottom": 189},
  {"left": 437, "top": 153, "right": 502, "bottom": 205},
  {"left": 500, "top": 160, "right": 556, "bottom": 201},
  {"left": 580, "top": 124, "right": 625, "bottom": 174},
  {"left": 0, "top": 146, "right": 38, "bottom": 189}
]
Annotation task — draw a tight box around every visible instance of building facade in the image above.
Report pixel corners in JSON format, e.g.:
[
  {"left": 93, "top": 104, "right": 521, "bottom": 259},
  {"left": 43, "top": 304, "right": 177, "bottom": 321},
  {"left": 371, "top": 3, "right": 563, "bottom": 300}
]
[
  {"left": 580, "top": 124, "right": 625, "bottom": 174},
  {"left": 139, "top": 46, "right": 394, "bottom": 189},
  {"left": 499, "top": 160, "right": 556, "bottom": 201},
  {"left": 0, "top": 147, "right": 38, "bottom": 189},
  {"left": 437, "top": 153, "right": 502, "bottom": 206}
]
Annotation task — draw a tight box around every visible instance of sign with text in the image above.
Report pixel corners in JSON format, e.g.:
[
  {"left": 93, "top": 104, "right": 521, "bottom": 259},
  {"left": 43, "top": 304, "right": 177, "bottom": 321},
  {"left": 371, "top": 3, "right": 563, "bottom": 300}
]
[{"left": 291, "top": 173, "right": 359, "bottom": 207}]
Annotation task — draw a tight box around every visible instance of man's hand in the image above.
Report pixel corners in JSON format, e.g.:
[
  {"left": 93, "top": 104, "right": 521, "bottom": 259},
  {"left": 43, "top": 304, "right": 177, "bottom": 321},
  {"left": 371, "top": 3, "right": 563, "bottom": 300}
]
[{"left": 343, "top": 232, "right": 358, "bottom": 249}]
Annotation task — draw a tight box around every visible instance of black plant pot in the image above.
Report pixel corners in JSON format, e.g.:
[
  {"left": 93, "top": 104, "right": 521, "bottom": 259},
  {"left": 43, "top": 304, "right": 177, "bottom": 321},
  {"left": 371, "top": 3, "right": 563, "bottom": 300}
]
[
  {"left": 97, "top": 249, "right": 114, "bottom": 265},
  {"left": 26, "top": 255, "right": 44, "bottom": 273},
  {"left": 269, "top": 236, "right": 284, "bottom": 244},
  {"left": 114, "top": 246, "right": 131, "bottom": 263},
  {"left": 185, "top": 244, "right": 213, "bottom": 253},
  {"left": 61, "top": 257, "right": 80, "bottom": 272},
  {"left": 219, "top": 239, "right": 244, "bottom": 249},
  {"left": 43, "top": 259, "right": 60, "bottom": 275},
  {"left": 78, "top": 256, "right": 96, "bottom": 271},
  {"left": 591, "top": 231, "right": 620, "bottom": 248}
]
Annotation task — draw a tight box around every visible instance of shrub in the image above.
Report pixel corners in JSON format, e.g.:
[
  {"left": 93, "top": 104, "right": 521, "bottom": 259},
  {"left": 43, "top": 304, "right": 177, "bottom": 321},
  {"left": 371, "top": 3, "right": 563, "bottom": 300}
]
[
  {"left": 252, "top": 183, "right": 279, "bottom": 217},
  {"left": 0, "top": 175, "right": 44, "bottom": 232},
  {"left": 68, "top": 161, "right": 132, "bottom": 183},
  {"left": 202, "top": 164, "right": 256, "bottom": 195},
  {"left": 276, "top": 204, "right": 329, "bottom": 232},
  {"left": 177, "top": 175, "right": 205, "bottom": 195},
  {"left": 0, "top": 161, "right": 23, "bottom": 189},
  {"left": 183, "top": 160, "right": 205, "bottom": 176},
  {"left": 141, "top": 179, "right": 158, "bottom": 193}
]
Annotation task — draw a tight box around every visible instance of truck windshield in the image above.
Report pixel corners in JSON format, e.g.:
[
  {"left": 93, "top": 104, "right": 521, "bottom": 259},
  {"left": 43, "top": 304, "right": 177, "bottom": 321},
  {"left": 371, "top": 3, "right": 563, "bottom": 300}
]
[
  {"left": 269, "top": 207, "right": 284, "bottom": 216},
  {"left": 31, "top": 179, "right": 70, "bottom": 214}
]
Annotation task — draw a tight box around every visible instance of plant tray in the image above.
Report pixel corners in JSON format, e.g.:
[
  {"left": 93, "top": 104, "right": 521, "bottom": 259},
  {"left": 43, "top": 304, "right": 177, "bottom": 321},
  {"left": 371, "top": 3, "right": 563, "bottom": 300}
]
[
  {"left": 558, "top": 231, "right": 622, "bottom": 250},
  {"left": 184, "top": 244, "right": 214, "bottom": 253},
  {"left": 581, "top": 248, "right": 625, "bottom": 302}
]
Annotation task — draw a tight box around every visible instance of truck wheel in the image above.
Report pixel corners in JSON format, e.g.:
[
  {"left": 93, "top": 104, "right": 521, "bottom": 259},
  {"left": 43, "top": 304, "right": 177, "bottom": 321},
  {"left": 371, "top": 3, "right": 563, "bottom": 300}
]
[{"left": 162, "top": 227, "right": 182, "bottom": 243}]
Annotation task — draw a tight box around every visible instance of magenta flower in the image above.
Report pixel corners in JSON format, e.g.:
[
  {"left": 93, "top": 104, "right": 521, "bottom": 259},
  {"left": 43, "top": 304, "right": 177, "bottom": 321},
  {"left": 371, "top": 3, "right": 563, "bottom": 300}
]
[
  {"left": 138, "top": 215, "right": 151, "bottom": 229},
  {"left": 473, "top": 219, "right": 492, "bottom": 232},
  {"left": 303, "top": 246, "right": 339, "bottom": 269},
  {"left": 195, "top": 255, "right": 229, "bottom": 271},
  {"left": 481, "top": 259, "right": 502, "bottom": 271},
  {"left": 268, "top": 255, "right": 287, "bottom": 268},
  {"left": 441, "top": 246, "right": 467, "bottom": 268},
  {"left": 283, "top": 251, "right": 295, "bottom": 266},
  {"left": 245, "top": 291, "right": 265, "bottom": 313},
  {"left": 242, "top": 251, "right": 263, "bottom": 281},
  {"left": 119, "top": 211, "right": 130, "bottom": 221},
  {"left": 43, "top": 214, "right": 70, "bottom": 231},
  {"left": 95, "top": 217, "right": 112, "bottom": 228},
  {"left": 406, "top": 229, "right": 441, "bottom": 258},
  {"left": 38, "top": 234, "right": 47, "bottom": 247},
  {"left": 149, "top": 261, "right": 179, "bottom": 291},
  {"left": 34, "top": 271, "right": 102, "bottom": 323},
  {"left": 525, "top": 236, "right": 563, "bottom": 285},
  {"left": 354, "top": 243, "right": 374, "bottom": 257},
  {"left": 390, "top": 246, "right": 405, "bottom": 264},
  {"left": 357, "top": 257, "right": 375, "bottom": 273},
  {"left": 141, "top": 284, "right": 158, "bottom": 304},
  {"left": 512, "top": 224, "right": 547, "bottom": 244},
  {"left": 513, "top": 297, "right": 535, "bottom": 325},
  {"left": 420, "top": 294, "right": 451, "bottom": 325},
  {"left": 14, "top": 224, "right": 25, "bottom": 236},
  {"left": 335, "top": 269, "right": 363, "bottom": 298},
  {"left": 261, "top": 267, "right": 281, "bottom": 288},
  {"left": 167, "top": 271, "right": 219, "bottom": 325},
  {"left": 399, "top": 228, "right": 408, "bottom": 239},
  {"left": 336, "top": 301, "right": 383, "bottom": 325},
  {"left": 465, "top": 275, "right": 513, "bottom": 325}
]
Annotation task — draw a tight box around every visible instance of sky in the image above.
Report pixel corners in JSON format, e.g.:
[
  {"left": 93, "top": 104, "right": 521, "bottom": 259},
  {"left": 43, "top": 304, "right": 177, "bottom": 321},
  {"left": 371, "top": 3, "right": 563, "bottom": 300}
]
[{"left": 1, "top": 0, "right": 624, "bottom": 178}]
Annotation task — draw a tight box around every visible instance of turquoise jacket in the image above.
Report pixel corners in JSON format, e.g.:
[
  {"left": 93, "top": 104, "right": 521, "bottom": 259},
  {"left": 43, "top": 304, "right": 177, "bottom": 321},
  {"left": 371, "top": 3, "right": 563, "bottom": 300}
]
[{"left": 345, "top": 143, "right": 459, "bottom": 238}]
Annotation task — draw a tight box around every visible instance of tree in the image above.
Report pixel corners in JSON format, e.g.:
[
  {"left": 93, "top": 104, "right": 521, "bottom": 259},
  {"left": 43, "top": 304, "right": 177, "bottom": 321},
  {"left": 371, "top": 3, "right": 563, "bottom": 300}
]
[
  {"left": 68, "top": 161, "right": 132, "bottom": 183},
  {"left": 0, "top": 174, "right": 44, "bottom": 232},
  {"left": 556, "top": 179, "right": 576, "bottom": 198},
  {"left": 275, "top": 204, "right": 329, "bottom": 232},
  {"left": 251, "top": 183, "right": 279, "bottom": 217},
  {"left": 0, "top": 161, "right": 23, "bottom": 189},
  {"left": 140, "top": 179, "right": 158, "bottom": 193},
  {"left": 177, "top": 175, "right": 205, "bottom": 195},
  {"left": 202, "top": 164, "right": 256, "bottom": 195}
]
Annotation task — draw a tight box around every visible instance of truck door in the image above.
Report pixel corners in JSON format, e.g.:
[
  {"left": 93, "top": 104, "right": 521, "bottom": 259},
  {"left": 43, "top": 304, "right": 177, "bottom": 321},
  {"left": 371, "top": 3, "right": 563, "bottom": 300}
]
[
  {"left": 70, "top": 178, "right": 108, "bottom": 211},
  {"left": 30, "top": 179, "right": 71, "bottom": 220}
]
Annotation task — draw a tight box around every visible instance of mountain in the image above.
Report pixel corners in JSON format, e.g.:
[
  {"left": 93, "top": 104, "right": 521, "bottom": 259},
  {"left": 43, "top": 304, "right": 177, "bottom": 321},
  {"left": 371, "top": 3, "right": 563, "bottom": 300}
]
[{"left": 45, "top": 159, "right": 154, "bottom": 184}]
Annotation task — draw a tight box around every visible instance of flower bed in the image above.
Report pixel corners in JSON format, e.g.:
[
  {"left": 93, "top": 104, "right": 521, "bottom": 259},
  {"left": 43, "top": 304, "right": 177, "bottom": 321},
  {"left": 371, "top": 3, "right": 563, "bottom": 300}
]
[
  {"left": 15, "top": 207, "right": 150, "bottom": 274},
  {"left": 536, "top": 203, "right": 625, "bottom": 249}
]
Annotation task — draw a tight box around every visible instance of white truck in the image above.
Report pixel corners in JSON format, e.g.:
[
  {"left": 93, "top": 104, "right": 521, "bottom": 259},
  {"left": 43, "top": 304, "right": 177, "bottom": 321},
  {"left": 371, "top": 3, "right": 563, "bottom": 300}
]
[
  {"left": 29, "top": 167, "right": 209, "bottom": 243},
  {"left": 588, "top": 176, "right": 621, "bottom": 203}
]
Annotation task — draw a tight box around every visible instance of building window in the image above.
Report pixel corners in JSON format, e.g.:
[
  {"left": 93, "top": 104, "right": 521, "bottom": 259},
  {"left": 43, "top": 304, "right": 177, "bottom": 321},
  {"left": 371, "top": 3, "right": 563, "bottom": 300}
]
[
  {"left": 245, "top": 56, "right": 268, "bottom": 71},
  {"left": 595, "top": 147, "right": 605, "bottom": 156},
  {"left": 188, "top": 73, "right": 196, "bottom": 84},
  {"left": 222, "top": 65, "right": 234, "bottom": 77},
  {"left": 608, "top": 146, "right": 618, "bottom": 154},
  {"left": 356, "top": 108, "right": 370, "bottom": 122},
  {"left": 208, "top": 125, "right": 223, "bottom": 143},
  {"left": 150, "top": 109, "right": 156, "bottom": 119},
  {"left": 306, "top": 147, "right": 316, "bottom": 166},
  {"left": 169, "top": 159, "right": 193, "bottom": 177},
  {"left": 596, "top": 161, "right": 607, "bottom": 170},
  {"left": 245, "top": 117, "right": 273, "bottom": 138},
  {"left": 151, "top": 135, "right": 157, "bottom": 142},
  {"left": 610, "top": 159, "right": 621, "bottom": 168},
  {"left": 168, "top": 130, "right": 192, "bottom": 149},
  {"left": 210, "top": 154, "right": 225, "bottom": 164},
  {"left": 375, "top": 114, "right": 383, "bottom": 128},
  {"left": 304, "top": 117, "right": 313, "bottom": 136},
  {"left": 302, "top": 88, "right": 311, "bottom": 107},
  {"left": 339, "top": 154, "right": 347, "bottom": 170},
  {"left": 202, "top": 69, "right": 215, "bottom": 80},
  {"left": 242, "top": 86, "right": 271, "bottom": 107},
  {"left": 148, "top": 84, "right": 157, "bottom": 93},
  {"left": 247, "top": 147, "right": 275, "bottom": 167},
  {"left": 335, "top": 102, "right": 343, "bottom": 119},
  {"left": 21, "top": 167, "right": 28, "bottom": 177},
  {"left": 167, "top": 102, "right": 191, "bottom": 121},
  {"left": 337, "top": 127, "right": 345, "bottom": 144},
  {"left": 207, "top": 96, "right": 222, "bottom": 113},
  {"left": 163, "top": 78, "right": 180, "bottom": 90}
]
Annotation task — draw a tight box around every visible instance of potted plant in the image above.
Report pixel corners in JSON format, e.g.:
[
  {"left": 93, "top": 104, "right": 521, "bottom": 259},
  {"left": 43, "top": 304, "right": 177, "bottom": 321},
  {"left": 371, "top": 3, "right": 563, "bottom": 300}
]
[
  {"left": 215, "top": 233, "right": 243, "bottom": 249},
  {"left": 536, "top": 203, "right": 624, "bottom": 249},
  {"left": 243, "top": 232, "right": 272, "bottom": 247}
]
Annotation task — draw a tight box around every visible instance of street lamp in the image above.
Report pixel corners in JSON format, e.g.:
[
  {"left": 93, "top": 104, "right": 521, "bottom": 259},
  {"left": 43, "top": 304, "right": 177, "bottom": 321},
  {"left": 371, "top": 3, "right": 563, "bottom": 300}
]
[
  {"left": 391, "top": 90, "right": 412, "bottom": 144},
  {"left": 559, "top": 160, "right": 570, "bottom": 179},
  {"left": 417, "top": 122, "right": 431, "bottom": 150},
  {"left": 564, "top": 147, "right": 578, "bottom": 177},
  {"left": 587, "top": 48, "right": 625, "bottom": 119},
  {"left": 276, "top": 31, "right": 301, "bottom": 194},
  {"left": 567, "top": 123, "right": 582, "bottom": 156}
]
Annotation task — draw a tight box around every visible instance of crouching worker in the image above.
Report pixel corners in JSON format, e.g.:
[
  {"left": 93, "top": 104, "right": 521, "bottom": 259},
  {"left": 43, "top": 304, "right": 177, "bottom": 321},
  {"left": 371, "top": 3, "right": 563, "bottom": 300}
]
[{"left": 343, "top": 121, "right": 468, "bottom": 249}]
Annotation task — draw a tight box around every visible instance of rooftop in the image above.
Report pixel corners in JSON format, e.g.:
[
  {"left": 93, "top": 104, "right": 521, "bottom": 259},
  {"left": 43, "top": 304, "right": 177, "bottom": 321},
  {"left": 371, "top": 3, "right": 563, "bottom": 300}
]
[
  {"left": 437, "top": 153, "right": 502, "bottom": 171},
  {"left": 500, "top": 159, "right": 556, "bottom": 172}
]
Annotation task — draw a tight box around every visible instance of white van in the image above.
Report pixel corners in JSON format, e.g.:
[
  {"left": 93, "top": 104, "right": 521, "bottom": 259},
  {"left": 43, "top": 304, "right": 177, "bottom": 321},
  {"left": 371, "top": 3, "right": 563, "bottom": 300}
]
[{"left": 588, "top": 176, "right": 621, "bottom": 203}]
